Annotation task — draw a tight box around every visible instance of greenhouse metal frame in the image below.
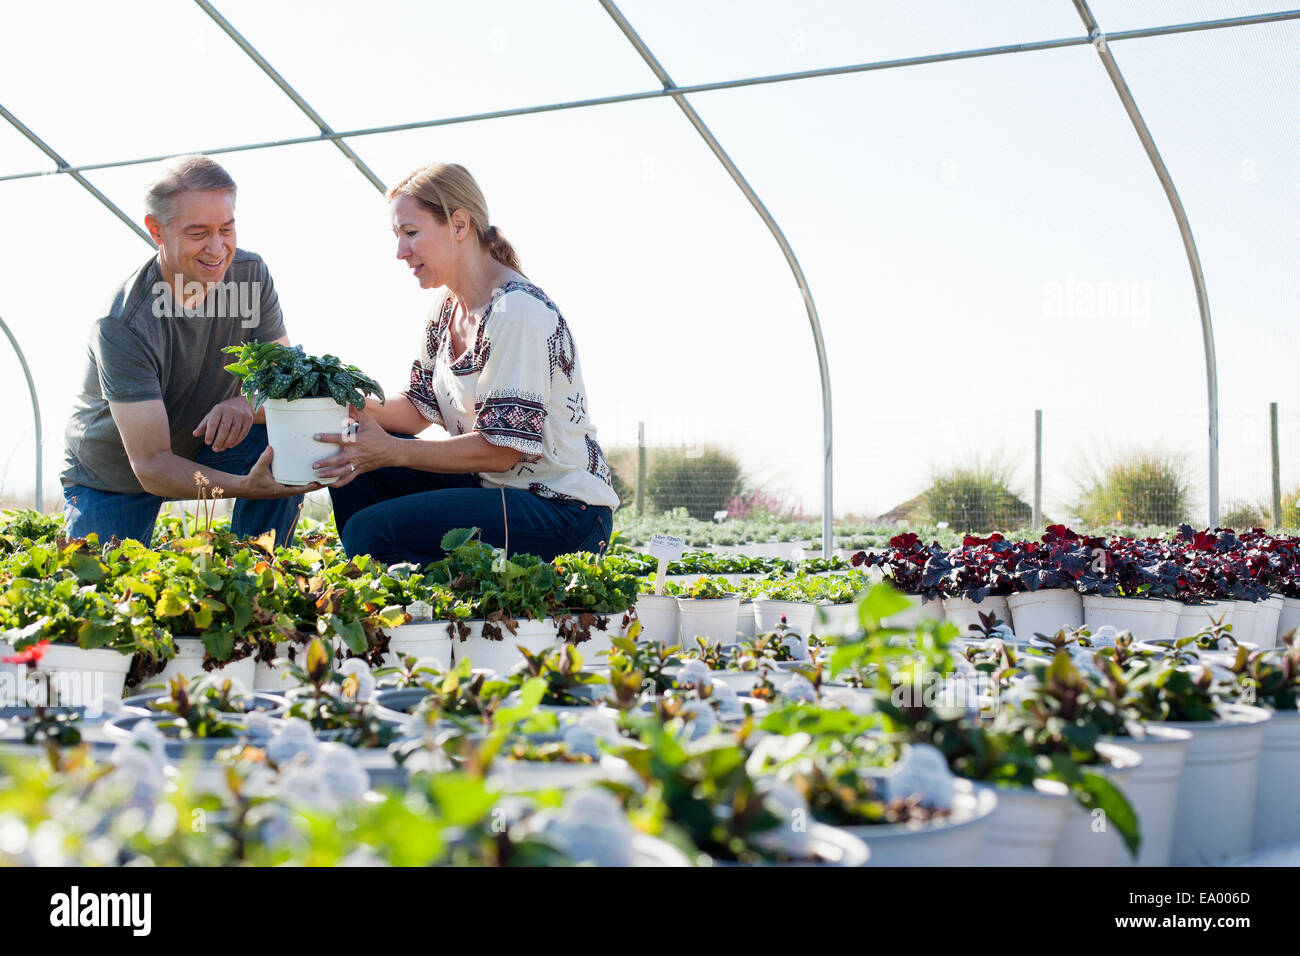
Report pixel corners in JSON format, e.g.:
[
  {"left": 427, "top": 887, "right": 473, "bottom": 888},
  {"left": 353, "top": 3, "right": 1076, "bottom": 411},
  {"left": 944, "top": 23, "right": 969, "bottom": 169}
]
[{"left": 3, "top": 0, "right": 1298, "bottom": 543}]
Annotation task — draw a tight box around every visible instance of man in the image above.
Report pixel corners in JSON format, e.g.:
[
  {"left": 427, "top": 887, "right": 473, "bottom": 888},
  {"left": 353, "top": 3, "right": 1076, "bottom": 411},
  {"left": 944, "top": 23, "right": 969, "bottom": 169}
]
[{"left": 61, "top": 154, "right": 316, "bottom": 546}]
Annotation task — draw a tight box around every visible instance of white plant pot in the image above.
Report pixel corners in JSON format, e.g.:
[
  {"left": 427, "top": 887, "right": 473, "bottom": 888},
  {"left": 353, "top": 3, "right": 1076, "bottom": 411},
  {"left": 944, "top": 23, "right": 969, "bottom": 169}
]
[
  {"left": 1007, "top": 589, "right": 1082, "bottom": 639},
  {"left": 814, "top": 603, "right": 860, "bottom": 637},
  {"left": 735, "top": 602, "right": 757, "bottom": 641},
  {"left": 752, "top": 599, "right": 816, "bottom": 654},
  {"left": 675, "top": 596, "right": 740, "bottom": 647},
  {"left": 1252, "top": 709, "right": 1300, "bottom": 850},
  {"left": 253, "top": 658, "right": 298, "bottom": 691},
  {"left": 709, "top": 670, "right": 765, "bottom": 694},
  {"left": 941, "top": 596, "right": 1011, "bottom": 640},
  {"left": 1257, "top": 594, "right": 1284, "bottom": 649},
  {"left": 1231, "top": 600, "right": 1259, "bottom": 645},
  {"left": 1051, "top": 741, "right": 1142, "bottom": 866},
  {"left": 845, "top": 779, "right": 997, "bottom": 867},
  {"left": 456, "top": 619, "right": 557, "bottom": 677},
  {"left": 1173, "top": 600, "right": 1234, "bottom": 640},
  {"left": 1166, "top": 703, "right": 1271, "bottom": 866},
  {"left": 1102, "top": 725, "right": 1192, "bottom": 867},
  {"left": 382, "top": 622, "right": 454, "bottom": 671},
  {"left": 18, "top": 643, "right": 133, "bottom": 707},
  {"left": 976, "top": 778, "right": 1072, "bottom": 867},
  {"left": 151, "top": 637, "right": 256, "bottom": 693},
  {"left": 1082, "top": 596, "right": 1180, "bottom": 643},
  {"left": 632, "top": 594, "right": 681, "bottom": 647},
  {"left": 0, "top": 641, "right": 24, "bottom": 704},
  {"left": 262, "top": 396, "right": 352, "bottom": 486},
  {"left": 1276, "top": 596, "right": 1300, "bottom": 644},
  {"left": 560, "top": 614, "right": 615, "bottom": 664},
  {"left": 882, "top": 595, "right": 945, "bottom": 630}
]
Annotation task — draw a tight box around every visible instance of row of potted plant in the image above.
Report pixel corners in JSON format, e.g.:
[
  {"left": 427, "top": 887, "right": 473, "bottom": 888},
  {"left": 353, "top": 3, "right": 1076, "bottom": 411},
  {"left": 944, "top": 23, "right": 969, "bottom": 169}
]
[{"left": 854, "top": 524, "right": 1300, "bottom": 648}]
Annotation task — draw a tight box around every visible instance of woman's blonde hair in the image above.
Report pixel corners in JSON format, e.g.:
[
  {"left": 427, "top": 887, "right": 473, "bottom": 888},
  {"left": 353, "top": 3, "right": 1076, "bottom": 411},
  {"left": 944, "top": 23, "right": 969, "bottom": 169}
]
[{"left": 386, "top": 163, "right": 521, "bottom": 273}]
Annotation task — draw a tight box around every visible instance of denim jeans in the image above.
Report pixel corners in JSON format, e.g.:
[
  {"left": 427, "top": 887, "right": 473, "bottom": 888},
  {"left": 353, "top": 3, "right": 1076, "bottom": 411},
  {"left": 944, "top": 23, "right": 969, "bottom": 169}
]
[
  {"left": 329, "top": 463, "right": 614, "bottom": 565},
  {"left": 62, "top": 425, "right": 304, "bottom": 547}
]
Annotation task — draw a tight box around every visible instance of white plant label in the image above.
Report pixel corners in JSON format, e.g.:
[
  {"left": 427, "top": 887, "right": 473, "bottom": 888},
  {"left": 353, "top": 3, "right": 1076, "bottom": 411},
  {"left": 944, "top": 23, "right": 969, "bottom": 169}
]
[
  {"left": 1090, "top": 625, "right": 1119, "bottom": 648},
  {"left": 648, "top": 533, "right": 688, "bottom": 595}
]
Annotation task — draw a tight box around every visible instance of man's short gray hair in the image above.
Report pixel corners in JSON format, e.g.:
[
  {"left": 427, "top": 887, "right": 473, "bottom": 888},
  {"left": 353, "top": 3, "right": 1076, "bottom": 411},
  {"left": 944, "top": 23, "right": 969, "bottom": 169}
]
[{"left": 144, "top": 155, "right": 237, "bottom": 224}]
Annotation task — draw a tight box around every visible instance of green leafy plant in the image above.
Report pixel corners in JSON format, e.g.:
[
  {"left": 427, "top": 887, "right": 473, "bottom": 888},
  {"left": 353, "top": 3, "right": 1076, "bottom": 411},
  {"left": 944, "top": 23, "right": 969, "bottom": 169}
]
[
  {"left": 222, "top": 341, "right": 384, "bottom": 411},
  {"left": 1075, "top": 448, "right": 1192, "bottom": 526}
]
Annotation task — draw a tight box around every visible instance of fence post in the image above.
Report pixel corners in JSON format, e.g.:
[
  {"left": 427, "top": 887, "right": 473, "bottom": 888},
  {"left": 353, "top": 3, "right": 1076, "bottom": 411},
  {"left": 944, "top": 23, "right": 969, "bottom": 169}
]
[
  {"left": 1033, "top": 409, "right": 1043, "bottom": 528},
  {"left": 636, "top": 421, "right": 646, "bottom": 516},
  {"left": 1271, "top": 402, "right": 1281, "bottom": 528}
]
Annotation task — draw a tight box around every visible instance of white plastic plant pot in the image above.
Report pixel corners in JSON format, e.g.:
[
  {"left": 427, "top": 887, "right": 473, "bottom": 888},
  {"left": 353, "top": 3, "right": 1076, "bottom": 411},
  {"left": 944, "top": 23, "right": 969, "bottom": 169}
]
[
  {"left": 976, "top": 778, "right": 1073, "bottom": 867},
  {"left": 253, "top": 639, "right": 327, "bottom": 691},
  {"left": 1257, "top": 594, "right": 1284, "bottom": 649},
  {"left": 845, "top": 779, "right": 998, "bottom": 867},
  {"left": 1231, "top": 600, "right": 1259, "bottom": 646},
  {"left": 382, "top": 622, "right": 454, "bottom": 671},
  {"left": 815, "top": 602, "right": 860, "bottom": 637},
  {"left": 1173, "top": 600, "right": 1234, "bottom": 641},
  {"left": 630, "top": 595, "right": 680, "bottom": 647},
  {"left": 456, "top": 619, "right": 557, "bottom": 676},
  {"left": 882, "top": 595, "right": 945, "bottom": 630},
  {"left": 1251, "top": 709, "right": 1300, "bottom": 850},
  {"left": 0, "top": 640, "right": 23, "bottom": 704},
  {"left": 941, "top": 596, "right": 1011, "bottom": 641},
  {"left": 559, "top": 614, "right": 615, "bottom": 665},
  {"left": 28, "top": 643, "right": 133, "bottom": 707},
  {"left": 1006, "top": 589, "right": 1082, "bottom": 639},
  {"left": 1101, "top": 724, "right": 1192, "bottom": 867},
  {"left": 753, "top": 599, "right": 816, "bottom": 646},
  {"left": 1165, "top": 703, "right": 1271, "bottom": 866},
  {"left": 735, "top": 601, "right": 757, "bottom": 641},
  {"left": 675, "top": 596, "right": 741, "bottom": 647},
  {"left": 262, "top": 396, "right": 353, "bottom": 486},
  {"left": 149, "top": 637, "right": 256, "bottom": 693},
  {"left": 709, "top": 670, "right": 765, "bottom": 694},
  {"left": 715, "top": 825, "right": 869, "bottom": 867},
  {"left": 1082, "top": 596, "right": 1180, "bottom": 644},
  {"left": 1051, "top": 742, "right": 1142, "bottom": 867},
  {"left": 1276, "top": 596, "right": 1300, "bottom": 643}
]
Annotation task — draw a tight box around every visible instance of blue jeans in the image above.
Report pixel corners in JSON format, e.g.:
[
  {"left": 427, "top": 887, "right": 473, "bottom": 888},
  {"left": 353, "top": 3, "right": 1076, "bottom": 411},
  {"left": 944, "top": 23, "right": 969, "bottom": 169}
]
[
  {"left": 62, "top": 425, "right": 304, "bottom": 547},
  {"left": 329, "top": 463, "right": 613, "bottom": 564}
]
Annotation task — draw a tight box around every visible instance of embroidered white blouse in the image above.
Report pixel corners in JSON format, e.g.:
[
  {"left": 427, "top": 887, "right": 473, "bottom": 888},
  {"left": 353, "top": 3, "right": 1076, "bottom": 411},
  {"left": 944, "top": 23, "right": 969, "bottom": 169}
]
[{"left": 403, "top": 280, "right": 620, "bottom": 509}]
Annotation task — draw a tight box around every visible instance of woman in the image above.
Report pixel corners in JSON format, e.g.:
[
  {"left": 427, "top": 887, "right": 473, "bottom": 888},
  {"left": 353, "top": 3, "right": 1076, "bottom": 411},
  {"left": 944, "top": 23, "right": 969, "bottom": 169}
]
[{"left": 312, "top": 162, "right": 618, "bottom": 563}]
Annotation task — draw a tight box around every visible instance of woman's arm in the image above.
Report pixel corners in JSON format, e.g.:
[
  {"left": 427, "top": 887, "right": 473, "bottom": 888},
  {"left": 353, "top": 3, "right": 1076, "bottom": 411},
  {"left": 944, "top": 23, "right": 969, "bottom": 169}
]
[
  {"left": 310, "top": 409, "right": 520, "bottom": 483},
  {"left": 365, "top": 393, "right": 439, "bottom": 437}
]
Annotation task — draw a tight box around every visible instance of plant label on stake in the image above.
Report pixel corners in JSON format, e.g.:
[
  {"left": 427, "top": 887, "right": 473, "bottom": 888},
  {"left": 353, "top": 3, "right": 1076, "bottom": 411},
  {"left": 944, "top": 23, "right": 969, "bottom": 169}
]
[{"left": 648, "top": 534, "right": 687, "bottom": 595}]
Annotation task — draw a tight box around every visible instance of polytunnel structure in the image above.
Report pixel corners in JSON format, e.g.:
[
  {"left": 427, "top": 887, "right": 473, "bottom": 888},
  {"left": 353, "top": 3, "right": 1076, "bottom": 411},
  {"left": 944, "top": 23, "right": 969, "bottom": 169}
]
[{"left": 2, "top": 1, "right": 1299, "bottom": 542}]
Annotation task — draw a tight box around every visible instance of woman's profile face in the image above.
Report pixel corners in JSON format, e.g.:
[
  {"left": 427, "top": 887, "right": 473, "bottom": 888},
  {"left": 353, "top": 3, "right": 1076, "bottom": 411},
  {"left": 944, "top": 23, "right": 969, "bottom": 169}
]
[{"left": 391, "top": 193, "right": 454, "bottom": 290}]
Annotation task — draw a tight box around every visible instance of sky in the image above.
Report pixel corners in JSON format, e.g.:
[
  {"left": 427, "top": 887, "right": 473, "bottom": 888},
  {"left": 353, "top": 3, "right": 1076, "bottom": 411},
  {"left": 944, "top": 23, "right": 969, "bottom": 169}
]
[{"left": 0, "top": 0, "right": 1297, "bottom": 522}]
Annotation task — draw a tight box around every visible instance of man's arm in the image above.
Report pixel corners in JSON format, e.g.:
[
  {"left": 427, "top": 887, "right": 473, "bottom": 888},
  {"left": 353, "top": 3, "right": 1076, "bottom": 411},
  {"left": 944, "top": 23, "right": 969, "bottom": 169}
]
[
  {"left": 193, "top": 333, "right": 292, "bottom": 445},
  {"left": 113, "top": 399, "right": 313, "bottom": 500}
]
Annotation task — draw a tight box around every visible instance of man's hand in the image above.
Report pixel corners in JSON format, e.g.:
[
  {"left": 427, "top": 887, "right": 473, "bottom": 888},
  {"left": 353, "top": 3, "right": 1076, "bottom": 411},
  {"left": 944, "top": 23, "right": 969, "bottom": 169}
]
[
  {"left": 311, "top": 407, "right": 398, "bottom": 488},
  {"left": 193, "top": 396, "right": 255, "bottom": 453},
  {"left": 245, "top": 446, "right": 322, "bottom": 497}
]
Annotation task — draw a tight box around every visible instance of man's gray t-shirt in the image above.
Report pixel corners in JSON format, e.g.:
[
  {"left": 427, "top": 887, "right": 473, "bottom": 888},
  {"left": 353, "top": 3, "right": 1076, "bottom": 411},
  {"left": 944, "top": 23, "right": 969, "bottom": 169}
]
[{"left": 61, "top": 249, "right": 286, "bottom": 494}]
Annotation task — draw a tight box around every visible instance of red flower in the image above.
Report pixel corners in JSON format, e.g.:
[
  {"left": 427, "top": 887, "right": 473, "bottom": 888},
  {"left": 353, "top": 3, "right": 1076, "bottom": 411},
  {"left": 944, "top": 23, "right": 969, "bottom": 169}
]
[{"left": 3, "top": 640, "right": 50, "bottom": 666}]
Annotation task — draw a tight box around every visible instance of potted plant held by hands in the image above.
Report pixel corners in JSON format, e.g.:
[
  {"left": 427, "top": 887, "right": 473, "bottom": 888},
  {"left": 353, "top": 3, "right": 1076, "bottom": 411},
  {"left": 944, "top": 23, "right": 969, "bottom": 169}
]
[{"left": 222, "top": 342, "right": 384, "bottom": 486}]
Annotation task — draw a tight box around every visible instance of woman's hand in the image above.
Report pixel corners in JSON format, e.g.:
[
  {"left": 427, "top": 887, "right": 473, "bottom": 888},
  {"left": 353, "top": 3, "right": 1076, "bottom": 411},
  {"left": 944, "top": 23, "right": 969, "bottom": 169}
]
[{"left": 311, "top": 407, "right": 401, "bottom": 487}]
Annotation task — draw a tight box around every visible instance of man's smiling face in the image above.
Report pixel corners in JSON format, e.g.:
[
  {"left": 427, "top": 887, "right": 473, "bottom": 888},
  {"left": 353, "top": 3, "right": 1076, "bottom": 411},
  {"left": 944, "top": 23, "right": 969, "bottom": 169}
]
[{"left": 148, "top": 189, "right": 237, "bottom": 294}]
